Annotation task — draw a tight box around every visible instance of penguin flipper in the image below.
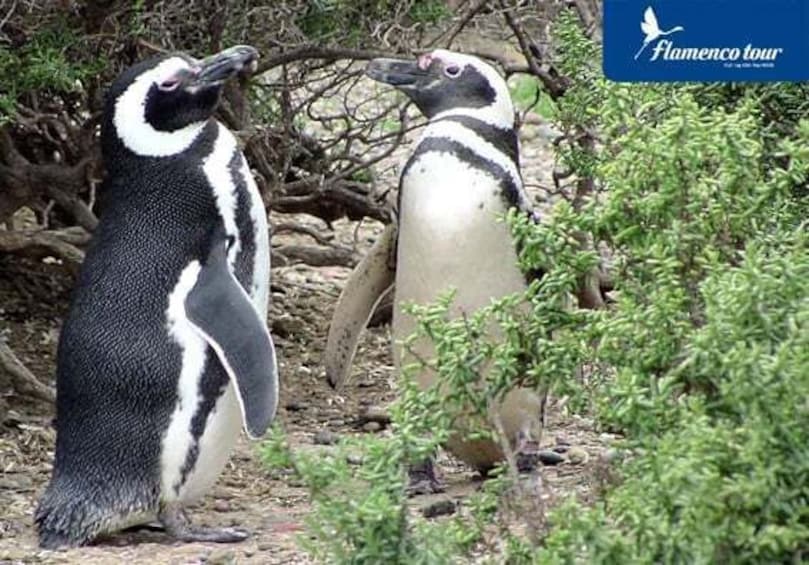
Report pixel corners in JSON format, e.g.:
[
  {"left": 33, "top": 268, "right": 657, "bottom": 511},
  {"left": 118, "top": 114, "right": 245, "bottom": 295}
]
[
  {"left": 185, "top": 237, "right": 278, "bottom": 439},
  {"left": 325, "top": 223, "right": 397, "bottom": 390}
]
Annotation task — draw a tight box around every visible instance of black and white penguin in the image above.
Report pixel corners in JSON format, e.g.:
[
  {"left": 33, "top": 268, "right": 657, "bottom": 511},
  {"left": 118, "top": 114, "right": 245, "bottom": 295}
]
[
  {"left": 36, "top": 45, "right": 278, "bottom": 548},
  {"left": 325, "top": 50, "right": 544, "bottom": 476}
]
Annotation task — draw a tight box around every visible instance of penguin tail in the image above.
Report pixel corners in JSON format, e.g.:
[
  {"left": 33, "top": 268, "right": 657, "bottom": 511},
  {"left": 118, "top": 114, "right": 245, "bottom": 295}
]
[
  {"left": 35, "top": 486, "right": 99, "bottom": 549},
  {"left": 36, "top": 475, "right": 158, "bottom": 548}
]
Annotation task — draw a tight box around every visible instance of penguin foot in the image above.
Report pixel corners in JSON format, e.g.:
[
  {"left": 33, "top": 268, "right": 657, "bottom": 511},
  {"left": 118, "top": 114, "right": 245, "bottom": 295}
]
[
  {"left": 515, "top": 436, "right": 542, "bottom": 473},
  {"left": 159, "top": 506, "right": 249, "bottom": 543},
  {"left": 406, "top": 459, "right": 445, "bottom": 496}
]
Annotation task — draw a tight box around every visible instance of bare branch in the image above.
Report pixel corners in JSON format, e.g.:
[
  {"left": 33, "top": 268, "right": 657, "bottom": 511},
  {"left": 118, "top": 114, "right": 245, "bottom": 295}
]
[{"left": 0, "top": 339, "right": 55, "bottom": 403}]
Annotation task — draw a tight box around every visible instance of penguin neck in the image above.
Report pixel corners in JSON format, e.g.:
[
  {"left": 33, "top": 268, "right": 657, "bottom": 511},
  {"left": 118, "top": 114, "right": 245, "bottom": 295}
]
[
  {"left": 103, "top": 119, "right": 218, "bottom": 170},
  {"left": 430, "top": 100, "right": 514, "bottom": 130},
  {"left": 101, "top": 120, "right": 221, "bottom": 203}
]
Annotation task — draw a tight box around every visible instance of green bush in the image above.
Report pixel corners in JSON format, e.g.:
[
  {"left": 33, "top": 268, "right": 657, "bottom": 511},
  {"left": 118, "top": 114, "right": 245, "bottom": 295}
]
[
  {"left": 0, "top": 21, "right": 103, "bottom": 121},
  {"left": 262, "top": 11, "right": 809, "bottom": 564}
]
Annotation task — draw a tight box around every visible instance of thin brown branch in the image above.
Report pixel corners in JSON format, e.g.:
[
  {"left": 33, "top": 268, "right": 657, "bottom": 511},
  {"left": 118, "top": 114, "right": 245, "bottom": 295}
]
[
  {"left": 273, "top": 244, "right": 357, "bottom": 268},
  {"left": 256, "top": 45, "right": 395, "bottom": 75},
  {"left": 0, "top": 228, "right": 87, "bottom": 274},
  {"left": 0, "top": 339, "right": 55, "bottom": 403}
]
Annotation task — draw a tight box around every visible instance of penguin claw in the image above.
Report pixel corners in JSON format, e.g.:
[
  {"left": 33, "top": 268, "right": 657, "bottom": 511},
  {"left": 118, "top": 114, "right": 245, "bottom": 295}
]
[
  {"left": 171, "top": 526, "right": 249, "bottom": 544},
  {"left": 159, "top": 505, "right": 249, "bottom": 543},
  {"left": 406, "top": 459, "right": 445, "bottom": 497}
]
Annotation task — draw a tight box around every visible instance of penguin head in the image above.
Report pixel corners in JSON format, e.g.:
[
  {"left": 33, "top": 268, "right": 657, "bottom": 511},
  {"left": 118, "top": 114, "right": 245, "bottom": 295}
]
[
  {"left": 104, "top": 45, "right": 259, "bottom": 159},
  {"left": 365, "top": 49, "right": 514, "bottom": 128}
]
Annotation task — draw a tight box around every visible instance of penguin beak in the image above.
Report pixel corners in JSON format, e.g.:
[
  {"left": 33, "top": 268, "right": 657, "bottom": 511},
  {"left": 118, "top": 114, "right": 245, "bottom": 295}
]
[
  {"left": 365, "top": 58, "right": 427, "bottom": 89},
  {"left": 193, "top": 45, "right": 259, "bottom": 86}
]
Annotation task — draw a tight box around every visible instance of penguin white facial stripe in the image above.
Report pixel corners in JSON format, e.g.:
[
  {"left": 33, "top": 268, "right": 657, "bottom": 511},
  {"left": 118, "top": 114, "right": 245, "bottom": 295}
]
[
  {"left": 162, "top": 261, "right": 209, "bottom": 499},
  {"left": 203, "top": 124, "right": 241, "bottom": 266},
  {"left": 113, "top": 58, "right": 205, "bottom": 157},
  {"left": 421, "top": 121, "right": 522, "bottom": 189}
]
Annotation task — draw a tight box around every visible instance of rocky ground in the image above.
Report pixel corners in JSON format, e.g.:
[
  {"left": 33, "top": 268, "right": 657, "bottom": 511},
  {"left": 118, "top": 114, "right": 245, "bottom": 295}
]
[{"left": 0, "top": 115, "right": 616, "bottom": 564}]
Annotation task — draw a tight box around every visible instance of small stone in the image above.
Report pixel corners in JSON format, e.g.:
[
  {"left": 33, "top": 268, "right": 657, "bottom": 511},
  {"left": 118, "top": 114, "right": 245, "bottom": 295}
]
[
  {"left": 555, "top": 435, "right": 571, "bottom": 446},
  {"left": 602, "top": 448, "right": 622, "bottom": 464},
  {"left": 362, "top": 421, "right": 381, "bottom": 433},
  {"left": 359, "top": 405, "right": 391, "bottom": 426},
  {"left": 271, "top": 315, "right": 305, "bottom": 338},
  {"left": 538, "top": 450, "right": 565, "bottom": 466},
  {"left": 421, "top": 498, "right": 456, "bottom": 519},
  {"left": 284, "top": 401, "right": 305, "bottom": 412},
  {"left": 346, "top": 453, "right": 363, "bottom": 465},
  {"left": 0, "top": 474, "right": 33, "bottom": 491},
  {"left": 213, "top": 499, "right": 231, "bottom": 513},
  {"left": 552, "top": 444, "right": 569, "bottom": 454},
  {"left": 537, "top": 124, "right": 563, "bottom": 142},
  {"left": 257, "top": 541, "right": 274, "bottom": 551},
  {"left": 243, "top": 547, "right": 256, "bottom": 557},
  {"left": 206, "top": 548, "right": 236, "bottom": 564},
  {"left": 313, "top": 429, "right": 339, "bottom": 445},
  {"left": 566, "top": 447, "right": 589, "bottom": 465}
]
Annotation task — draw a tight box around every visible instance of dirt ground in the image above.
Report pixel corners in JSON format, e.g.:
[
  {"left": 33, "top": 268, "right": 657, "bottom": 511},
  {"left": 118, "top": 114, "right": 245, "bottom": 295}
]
[{"left": 0, "top": 120, "right": 615, "bottom": 564}]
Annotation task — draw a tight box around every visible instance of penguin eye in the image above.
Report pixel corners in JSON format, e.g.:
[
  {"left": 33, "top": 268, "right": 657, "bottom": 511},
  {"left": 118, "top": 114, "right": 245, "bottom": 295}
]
[
  {"left": 158, "top": 79, "right": 180, "bottom": 92},
  {"left": 444, "top": 65, "right": 461, "bottom": 78}
]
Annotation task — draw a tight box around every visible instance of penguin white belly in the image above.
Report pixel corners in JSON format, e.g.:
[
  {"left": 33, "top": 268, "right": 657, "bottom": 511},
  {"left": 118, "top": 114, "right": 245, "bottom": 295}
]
[
  {"left": 395, "top": 151, "right": 526, "bottom": 331},
  {"left": 159, "top": 124, "right": 273, "bottom": 505},
  {"left": 176, "top": 384, "right": 241, "bottom": 504},
  {"left": 160, "top": 262, "right": 243, "bottom": 504},
  {"left": 393, "top": 152, "right": 542, "bottom": 471}
]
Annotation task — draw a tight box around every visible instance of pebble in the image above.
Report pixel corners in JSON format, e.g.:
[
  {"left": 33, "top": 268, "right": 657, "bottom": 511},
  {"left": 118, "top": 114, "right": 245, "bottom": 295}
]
[
  {"left": 421, "top": 498, "right": 456, "bottom": 518},
  {"left": 566, "top": 447, "right": 589, "bottom": 465},
  {"left": 271, "top": 315, "right": 305, "bottom": 338},
  {"left": 313, "top": 429, "right": 339, "bottom": 445},
  {"left": 538, "top": 450, "right": 565, "bottom": 466},
  {"left": 213, "top": 500, "right": 231, "bottom": 513},
  {"left": 284, "top": 401, "right": 305, "bottom": 412},
  {"left": 346, "top": 453, "right": 363, "bottom": 466},
  {"left": 0, "top": 474, "right": 33, "bottom": 490},
  {"left": 362, "top": 421, "right": 381, "bottom": 433},
  {"left": 257, "top": 541, "right": 274, "bottom": 551},
  {"left": 206, "top": 548, "right": 236, "bottom": 564},
  {"left": 537, "top": 124, "right": 563, "bottom": 142},
  {"left": 359, "top": 405, "right": 391, "bottom": 426}
]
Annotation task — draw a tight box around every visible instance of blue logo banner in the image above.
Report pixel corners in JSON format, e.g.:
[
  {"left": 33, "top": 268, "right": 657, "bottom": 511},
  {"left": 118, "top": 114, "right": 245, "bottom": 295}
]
[{"left": 604, "top": 0, "right": 809, "bottom": 82}]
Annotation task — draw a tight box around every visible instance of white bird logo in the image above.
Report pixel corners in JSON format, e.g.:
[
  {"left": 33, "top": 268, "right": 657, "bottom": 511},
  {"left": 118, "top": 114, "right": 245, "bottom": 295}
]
[{"left": 634, "top": 6, "right": 684, "bottom": 60}]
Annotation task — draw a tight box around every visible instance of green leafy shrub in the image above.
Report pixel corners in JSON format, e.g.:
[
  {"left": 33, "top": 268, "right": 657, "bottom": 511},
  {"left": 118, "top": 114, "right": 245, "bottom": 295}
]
[
  {"left": 297, "top": 0, "right": 449, "bottom": 45},
  {"left": 0, "top": 21, "right": 103, "bottom": 121},
  {"left": 509, "top": 75, "right": 557, "bottom": 120},
  {"left": 262, "top": 11, "right": 809, "bottom": 564}
]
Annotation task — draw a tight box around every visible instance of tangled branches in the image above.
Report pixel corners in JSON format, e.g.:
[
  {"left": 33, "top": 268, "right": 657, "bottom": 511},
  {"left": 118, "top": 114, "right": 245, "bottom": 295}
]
[{"left": 0, "top": 0, "right": 603, "bottom": 399}]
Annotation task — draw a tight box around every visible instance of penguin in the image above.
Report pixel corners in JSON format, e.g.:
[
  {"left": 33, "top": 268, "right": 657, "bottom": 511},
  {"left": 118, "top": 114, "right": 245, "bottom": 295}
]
[
  {"left": 35, "top": 45, "right": 279, "bottom": 548},
  {"left": 325, "top": 49, "right": 545, "bottom": 478}
]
